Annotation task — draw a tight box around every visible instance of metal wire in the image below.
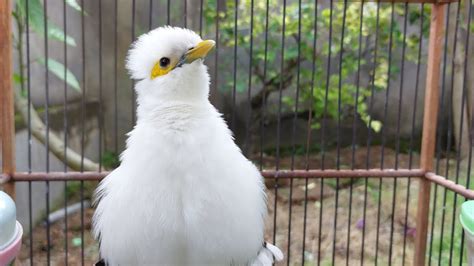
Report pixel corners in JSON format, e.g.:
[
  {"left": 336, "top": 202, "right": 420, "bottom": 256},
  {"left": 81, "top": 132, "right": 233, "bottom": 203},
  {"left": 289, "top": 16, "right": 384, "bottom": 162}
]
[
  {"left": 99, "top": 0, "right": 104, "bottom": 172},
  {"left": 199, "top": 0, "right": 203, "bottom": 36},
  {"left": 429, "top": 4, "right": 452, "bottom": 264},
  {"left": 332, "top": 1, "right": 348, "bottom": 264},
  {"left": 149, "top": 0, "right": 153, "bottom": 30},
  {"left": 362, "top": 2, "right": 382, "bottom": 263},
  {"left": 438, "top": 4, "right": 461, "bottom": 263},
  {"left": 458, "top": 1, "right": 473, "bottom": 261},
  {"left": 113, "top": 0, "right": 118, "bottom": 154},
  {"left": 347, "top": 2, "right": 364, "bottom": 264},
  {"left": 402, "top": 4, "right": 424, "bottom": 264},
  {"left": 287, "top": 0, "right": 302, "bottom": 262},
  {"left": 259, "top": 0, "right": 270, "bottom": 172},
  {"left": 131, "top": 0, "right": 136, "bottom": 128},
  {"left": 42, "top": 0, "right": 51, "bottom": 264},
  {"left": 389, "top": 4, "right": 408, "bottom": 264},
  {"left": 62, "top": 0, "right": 69, "bottom": 264},
  {"left": 214, "top": 0, "right": 219, "bottom": 120},
  {"left": 448, "top": 1, "right": 471, "bottom": 262},
  {"left": 273, "top": 0, "right": 287, "bottom": 247},
  {"left": 243, "top": 0, "right": 254, "bottom": 156},
  {"left": 231, "top": 0, "right": 238, "bottom": 132},
  {"left": 302, "top": 1, "right": 318, "bottom": 263},
  {"left": 24, "top": 0, "right": 33, "bottom": 262},
  {"left": 80, "top": 0, "right": 86, "bottom": 264},
  {"left": 318, "top": 1, "right": 334, "bottom": 263},
  {"left": 375, "top": 4, "right": 395, "bottom": 264},
  {"left": 167, "top": 0, "right": 171, "bottom": 25}
]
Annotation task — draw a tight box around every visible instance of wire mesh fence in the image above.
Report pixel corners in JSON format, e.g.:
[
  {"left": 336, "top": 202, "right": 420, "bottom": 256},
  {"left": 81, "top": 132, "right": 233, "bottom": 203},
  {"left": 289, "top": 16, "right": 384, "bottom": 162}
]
[{"left": 0, "top": 0, "right": 473, "bottom": 265}]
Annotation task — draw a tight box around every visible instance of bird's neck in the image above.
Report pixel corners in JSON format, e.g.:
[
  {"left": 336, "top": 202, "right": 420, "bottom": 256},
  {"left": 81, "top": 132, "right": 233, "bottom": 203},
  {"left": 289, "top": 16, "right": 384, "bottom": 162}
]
[{"left": 136, "top": 98, "right": 211, "bottom": 123}]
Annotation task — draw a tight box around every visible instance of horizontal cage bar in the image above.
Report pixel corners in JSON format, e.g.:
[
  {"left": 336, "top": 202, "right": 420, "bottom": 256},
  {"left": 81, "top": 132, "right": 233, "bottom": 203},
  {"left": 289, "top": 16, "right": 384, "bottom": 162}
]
[{"left": 2, "top": 169, "right": 425, "bottom": 182}]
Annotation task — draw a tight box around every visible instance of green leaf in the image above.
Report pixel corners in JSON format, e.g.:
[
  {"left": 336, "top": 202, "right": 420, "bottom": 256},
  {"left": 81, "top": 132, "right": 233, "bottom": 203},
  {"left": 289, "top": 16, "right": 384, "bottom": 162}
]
[
  {"left": 101, "top": 151, "right": 121, "bottom": 169},
  {"left": 66, "top": 0, "right": 83, "bottom": 13},
  {"left": 48, "top": 28, "right": 76, "bottom": 46},
  {"left": 13, "top": 73, "right": 24, "bottom": 84},
  {"left": 38, "top": 58, "right": 81, "bottom": 92},
  {"left": 72, "top": 237, "right": 82, "bottom": 247},
  {"left": 16, "top": 0, "right": 76, "bottom": 46},
  {"left": 370, "top": 120, "right": 382, "bottom": 133}
]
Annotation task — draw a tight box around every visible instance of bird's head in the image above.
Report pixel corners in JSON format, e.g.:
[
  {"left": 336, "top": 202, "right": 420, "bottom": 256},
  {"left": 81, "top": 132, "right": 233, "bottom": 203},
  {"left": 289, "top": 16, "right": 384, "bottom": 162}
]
[{"left": 127, "top": 26, "right": 215, "bottom": 104}]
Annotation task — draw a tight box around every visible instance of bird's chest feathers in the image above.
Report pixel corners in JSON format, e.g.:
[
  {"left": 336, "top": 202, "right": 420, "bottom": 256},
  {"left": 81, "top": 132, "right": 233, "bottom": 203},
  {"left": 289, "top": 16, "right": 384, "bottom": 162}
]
[{"left": 148, "top": 104, "right": 200, "bottom": 132}]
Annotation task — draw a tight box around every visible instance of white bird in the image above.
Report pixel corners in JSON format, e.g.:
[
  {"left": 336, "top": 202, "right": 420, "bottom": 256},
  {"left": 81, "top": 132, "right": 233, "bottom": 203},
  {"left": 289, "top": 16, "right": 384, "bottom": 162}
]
[{"left": 92, "top": 26, "right": 283, "bottom": 266}]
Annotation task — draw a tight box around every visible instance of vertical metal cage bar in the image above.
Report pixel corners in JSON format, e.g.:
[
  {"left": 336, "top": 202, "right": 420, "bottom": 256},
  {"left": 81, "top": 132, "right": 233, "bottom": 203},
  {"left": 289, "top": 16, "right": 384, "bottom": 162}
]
[
  {"left": 259, "top": 0, "right": 270, "bottom": 172},
  {"left": 80, "top": 0, "right": 86, "bottom": 263},
  {"left": 167, "top": 0, "right": 171, "bottom": 25},
  {"left": 231, "top": 0, "right": 238, "bottom": 132},
  {"left": 113, "top": 0, "right": 118, "bottom": 154},
  {"left": 286, "top": 0, "right": 303, "bottom": 262},
  {"left": 24, "top": 0, "right": 33, "bottom": 262},
  {"left": 301, "top": 1, "right": 318, "bottom": 263},
  {"left": 332, "top": 1, "right": 348, "bottom": 265},
  {"left": 375, "top": 5, "right": 396, "bottom": 264},
  {"left": 273, "top": 0, "right": 288, "bottom": 247},
  {"left": 184, "top": 0, "right": 187, "bottom": 28},
  {"left": 320, "top": 0, "right": 333, "bottom": 172},
  {"left": 62, "top": 0, "right": 69, "bottom": 263},
  {"left": 199, "top": 0, "right": 204, "bottom": 36},
  {"left": 429, "top": 4, "right": 451, "bottom": 263},
  {"left": 347, "top": 2, "right": 365, "bottom": 264},
  {"left": 362, "top": 2, "right": 382, "bottom": 263},
  {"left": 459, "top": 0, "right": 473, "bottom": 261},
  {"left": 439, "top": 3, "right": 461, "bottom": 262},
  {"left": 99, "top": 0, "right": 104, "bottom": 172},
  {"left": 259, "top": 0, "right": 270, "bottom": 171},
  {"left": 243, "top": 0, "right": 254, "bottom": 156},
  {"left": 149, "top": 0, "right": 153, "bottom": 29},
  {"left": 213, "top": 0, "right": 219, "bottom": 115},
  {"left": 42, "top": 0, "right": 51, "bottom": 263},
  {"left": 389, "top": 3, "right": 409, "bottom": 264},
  {"left": 415, "top": 3, "right": 446, "bottom": 265},
  {"left": 402, "top": 4, "right": 425, "bottom": 264},
  {"left": 448, "top": 0, "right": 472, "bottom": 262},
  {"left": 131, "top": 0, "right": 136, "bottom": 126},
  {"left": 318, "top": 1, "right": 333, "bottom": 263}
]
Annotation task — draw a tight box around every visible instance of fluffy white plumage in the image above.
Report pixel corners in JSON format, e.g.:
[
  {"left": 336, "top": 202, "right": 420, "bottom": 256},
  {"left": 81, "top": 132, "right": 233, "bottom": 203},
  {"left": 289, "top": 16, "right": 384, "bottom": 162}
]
[{"left": 93, "top": 26, "right": 282, "bottom": 265}]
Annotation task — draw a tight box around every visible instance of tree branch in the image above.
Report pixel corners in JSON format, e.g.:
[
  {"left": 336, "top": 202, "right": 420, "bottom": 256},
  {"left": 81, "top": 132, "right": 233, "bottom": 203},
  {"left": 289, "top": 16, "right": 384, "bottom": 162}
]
[
  {"left": 14, "top": 91, "right": 100, "bottom": 171},
  {"left": 250, "top": 58, "right": 301, "bottom": 109}
]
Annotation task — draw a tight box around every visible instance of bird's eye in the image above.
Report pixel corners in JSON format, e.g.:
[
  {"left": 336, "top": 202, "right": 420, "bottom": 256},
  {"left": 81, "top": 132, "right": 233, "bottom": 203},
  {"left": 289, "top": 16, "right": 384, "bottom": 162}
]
[
  {"left": 187, "top": 47, "right": 194, "bottom": 51},
  {"left": 159, "top": 57, "right": 170, "bottom": 68}
]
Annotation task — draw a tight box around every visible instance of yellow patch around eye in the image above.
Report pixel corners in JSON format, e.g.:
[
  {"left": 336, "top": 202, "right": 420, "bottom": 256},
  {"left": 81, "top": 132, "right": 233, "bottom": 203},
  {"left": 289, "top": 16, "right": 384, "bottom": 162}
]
[{"left": 151, "top": 62, "right": 173, "bottom": 79}]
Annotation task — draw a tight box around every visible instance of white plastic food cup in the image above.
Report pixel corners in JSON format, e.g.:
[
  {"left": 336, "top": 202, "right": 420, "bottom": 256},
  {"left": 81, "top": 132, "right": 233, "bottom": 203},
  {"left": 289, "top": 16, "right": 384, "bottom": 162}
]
[{"left": 0, "top": 191, "right": 23, "bottom": 266}]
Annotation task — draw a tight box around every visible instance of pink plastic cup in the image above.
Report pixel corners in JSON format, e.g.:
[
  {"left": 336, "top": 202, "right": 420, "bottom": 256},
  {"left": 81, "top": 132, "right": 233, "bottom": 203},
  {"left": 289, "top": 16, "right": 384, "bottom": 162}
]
[{"left": 0, "top": 222, "right": 22, "bottom": 266}]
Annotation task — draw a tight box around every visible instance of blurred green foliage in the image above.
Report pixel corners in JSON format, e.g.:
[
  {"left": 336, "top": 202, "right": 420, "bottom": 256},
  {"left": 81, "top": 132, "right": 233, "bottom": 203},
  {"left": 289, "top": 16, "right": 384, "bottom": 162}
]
[
  {"left": 101, "top": 151, "right": 121, "bottom": 169},
  {"left": 205, "top": 1, "right": 430, "bottom": 132},
  {"left": 12, "top": 0, "right": 83, "bottom": 92}
]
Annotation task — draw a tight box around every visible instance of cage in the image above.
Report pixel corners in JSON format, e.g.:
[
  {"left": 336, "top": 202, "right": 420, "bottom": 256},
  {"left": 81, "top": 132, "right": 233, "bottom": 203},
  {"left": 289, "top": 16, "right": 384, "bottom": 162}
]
[{"left": 0, "top": 0, "right": 473, "bottom": 265}]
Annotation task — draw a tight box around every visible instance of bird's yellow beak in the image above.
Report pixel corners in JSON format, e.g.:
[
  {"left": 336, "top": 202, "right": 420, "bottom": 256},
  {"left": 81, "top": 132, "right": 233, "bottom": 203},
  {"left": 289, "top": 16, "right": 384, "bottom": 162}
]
[
  {"left": 183, "top": 40, "right": 216, "bottom": 64},
  {"left": 150, "top": 40, "right": 215, "bottom": 80}
]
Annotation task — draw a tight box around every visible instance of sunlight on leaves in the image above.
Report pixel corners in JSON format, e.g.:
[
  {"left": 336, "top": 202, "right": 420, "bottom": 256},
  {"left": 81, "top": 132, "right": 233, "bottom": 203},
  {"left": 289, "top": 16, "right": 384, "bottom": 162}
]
[
  {"left": 16, "top": 0, "right": 77, "bottom": 46},
  {"left": 38, "top": 58, "right": 81, "bottom": 92}
]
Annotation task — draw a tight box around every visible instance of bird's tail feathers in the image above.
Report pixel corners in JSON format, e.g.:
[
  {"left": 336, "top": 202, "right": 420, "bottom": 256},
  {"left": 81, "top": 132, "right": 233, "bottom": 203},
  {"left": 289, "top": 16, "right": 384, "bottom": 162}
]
[{"left": 251, "top": 242, "right": 283, "bottom": 266}]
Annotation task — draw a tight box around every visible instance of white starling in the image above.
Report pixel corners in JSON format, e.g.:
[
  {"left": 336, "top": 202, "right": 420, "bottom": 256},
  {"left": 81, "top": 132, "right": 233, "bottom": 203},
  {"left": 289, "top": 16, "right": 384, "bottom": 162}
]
[{"left": 93, "top": 26, "right": 283, "bottom": 265}]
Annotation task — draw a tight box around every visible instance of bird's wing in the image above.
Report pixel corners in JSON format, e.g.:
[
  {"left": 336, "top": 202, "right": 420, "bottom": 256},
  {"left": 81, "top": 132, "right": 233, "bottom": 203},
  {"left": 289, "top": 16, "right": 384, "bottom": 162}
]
[{"left": 250, "top": 242, "right": 283, "bottom": 266}]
